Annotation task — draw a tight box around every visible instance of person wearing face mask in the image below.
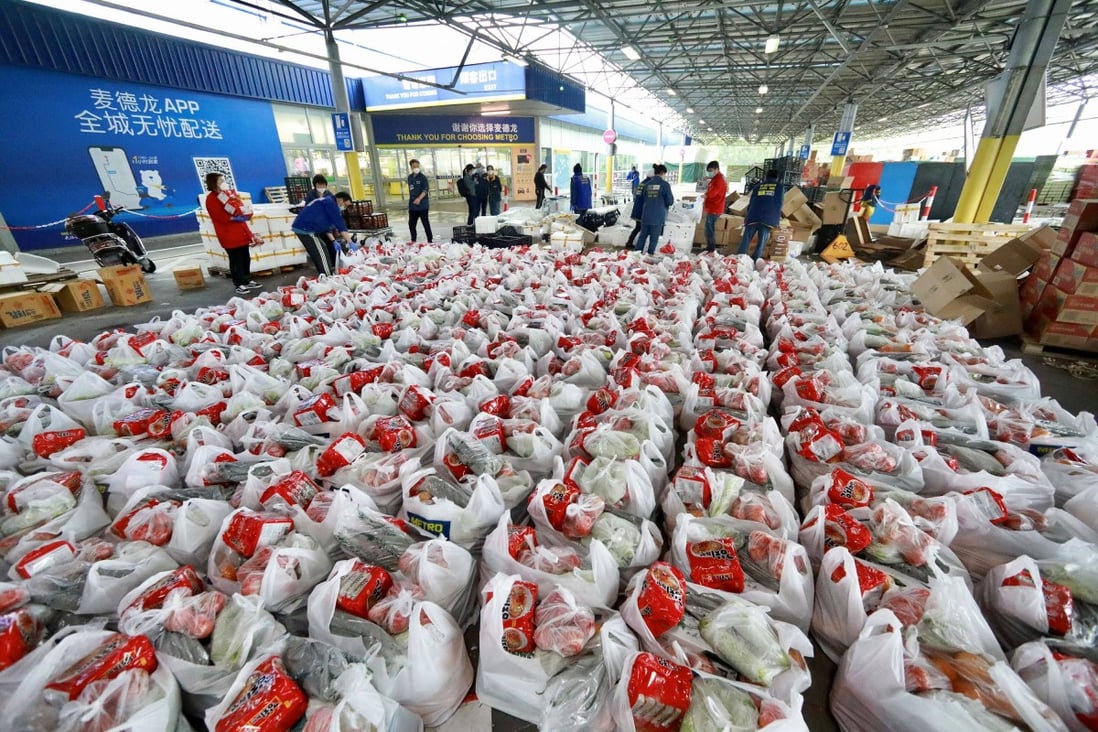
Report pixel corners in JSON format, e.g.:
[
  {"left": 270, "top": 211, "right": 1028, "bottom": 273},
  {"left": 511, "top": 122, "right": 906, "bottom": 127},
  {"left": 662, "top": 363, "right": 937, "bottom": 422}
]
[
  {"left": 305, "top": 174, "right": 333, "bottom": 204},
  {"left": 459, "top": 164, "right": 478, "bottom": 225},
  {"left": 292, "top": 191, "right": 354, "bottom": 276},
  {"left": 702, "top": 160, "right": 727, "bottom": 253},
  {"left": 485, "top": 166, "right": 503, "bottom": 216},
  {"left": 407, "top": 159, "right": 433, "bottom": 243},
  {"left": 205, "top": 173, "right": 263, "bottom": 296},
  {"left": 474, "top": 162, "right": 489, "bottom": 216}
]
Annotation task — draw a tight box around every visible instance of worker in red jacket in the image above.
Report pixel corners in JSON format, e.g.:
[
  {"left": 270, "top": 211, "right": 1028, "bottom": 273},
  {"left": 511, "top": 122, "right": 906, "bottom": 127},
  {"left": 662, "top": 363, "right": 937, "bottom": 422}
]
[
  {"left": 204, "top": 172, "right": 262, "bottom": 296},
  {"left": 702, "top": 160, "right": 728, "bottom": 253}
]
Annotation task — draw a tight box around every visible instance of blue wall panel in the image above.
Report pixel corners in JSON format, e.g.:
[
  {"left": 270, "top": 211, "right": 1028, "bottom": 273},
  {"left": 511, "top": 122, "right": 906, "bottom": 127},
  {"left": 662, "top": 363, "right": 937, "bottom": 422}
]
[
  {"left": 0, "top": 0, "right": 334, "bottom": 107},
  {"left": 874, "top": 162, "right": 920, "bottom": 226},
  {"left": 0, "top": 66, "right": 287, "bottom": 250},
  {"left": 524, "top": 63, "right": 585, "bottom": 113}
]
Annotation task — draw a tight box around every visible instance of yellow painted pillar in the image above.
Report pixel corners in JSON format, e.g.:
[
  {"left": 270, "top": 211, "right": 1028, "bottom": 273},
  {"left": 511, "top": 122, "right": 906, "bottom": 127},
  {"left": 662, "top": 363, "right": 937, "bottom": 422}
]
[
  {"left": 606, "top": 156, "right": 614, "bottom": 194},
  {"left": 974, "top": 135, "right": 1021, "bottom": 223},
  {"left": 344, "top": 152, "right": 366, "bottom": 201},
  {"left": 953, "top": 137, "right": 1002, "bottom": 223},
  {"left": 829, "top": 155, "right": 846, "bottom": 185}
]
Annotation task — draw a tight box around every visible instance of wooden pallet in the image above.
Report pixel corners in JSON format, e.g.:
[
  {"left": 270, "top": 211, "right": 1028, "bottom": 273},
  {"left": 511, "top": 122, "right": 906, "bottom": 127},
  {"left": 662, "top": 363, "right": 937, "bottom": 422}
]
[
  {"left": 0, "top": 268, "right": 81, "bottom": 293},
  {"left": 263, "top": 186, "right": 290, "bottom": 204},
  {"left": 1020, "top": 335, "right": 1098, "bottom": 358},
  {"left": 924, "top": 222, "right": 1033, "bottom": 270}
]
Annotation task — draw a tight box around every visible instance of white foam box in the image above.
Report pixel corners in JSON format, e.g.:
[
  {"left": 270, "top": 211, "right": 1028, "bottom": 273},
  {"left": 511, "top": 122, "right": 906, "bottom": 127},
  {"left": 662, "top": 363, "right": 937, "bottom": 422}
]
[
  {"left": 206, "top": 249, "right": 229, "bottom": 270},
  {"left": 249, "top": 215, "right": 270, "bottom": 237},
  {"left": 599, "top": 225, "right": 635, "bottom": 248},
  {"left": 475, "top": 216, "right": 499, "bottom": 234},
  {"left": 0, "top": 253, "right": 28, "bottom": 286},
  {"left": 266, "top": 214, "right": 295, "bottom": 234}
]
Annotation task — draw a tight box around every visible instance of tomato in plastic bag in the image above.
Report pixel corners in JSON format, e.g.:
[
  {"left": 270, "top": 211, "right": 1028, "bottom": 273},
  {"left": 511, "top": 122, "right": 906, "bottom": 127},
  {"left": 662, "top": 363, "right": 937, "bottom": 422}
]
[
  {"left": 46, "top": 633, "right": 158, "bottom": 701},
  {"left": 215, "top": 656, "right": 307, "bottom": 732},
  {"left": 636, "top": 562, "right": 687, "bottom": 637},
  {"left": 1003, "top": 569, "right": 1074, "bottom": 636},
  {"left": 125, "top": 565, "right": 205, "bottom": 614},
  {"left": 110, "top": 498, "right": 181, "bottom": 546},
  {"left": 0, "top": 609, "right": 41, "bottom": 670},
  {"left": 626, "top": 653, "right": 693, "bottom": 732}
]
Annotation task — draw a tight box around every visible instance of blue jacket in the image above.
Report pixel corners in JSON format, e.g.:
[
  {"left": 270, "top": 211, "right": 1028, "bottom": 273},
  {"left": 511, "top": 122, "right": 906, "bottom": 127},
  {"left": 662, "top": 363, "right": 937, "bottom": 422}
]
[
  {"left": 292, "top": 195, "right": 347, "bottom": 234},
  {"left": 640, "top": 176, "right": 674, "bottom": 225},
  {"left": 626, "top": 169, "right": 640, "bottom": 190},
  {"left": 408, "top": 172, "right": 430, "bottom": 211},
  {"left": 630, "top": 176, "right": 653, "bottom": 220},
  {"left": 570, "top": 174, "right": 593, "bottom": 211},
  {"left": 745, "top": 180, "right": 785, "bottom": 226}
]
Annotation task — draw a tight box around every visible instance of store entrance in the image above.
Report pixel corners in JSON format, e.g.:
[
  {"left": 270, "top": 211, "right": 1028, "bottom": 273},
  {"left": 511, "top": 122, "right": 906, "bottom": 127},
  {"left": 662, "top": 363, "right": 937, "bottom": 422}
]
[{"left": 375, "top": 146, "right": 514, "bottom": 212}]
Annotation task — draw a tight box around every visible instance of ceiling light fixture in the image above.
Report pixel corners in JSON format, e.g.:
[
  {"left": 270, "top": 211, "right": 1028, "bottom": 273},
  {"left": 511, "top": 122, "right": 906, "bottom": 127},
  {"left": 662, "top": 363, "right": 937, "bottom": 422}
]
[
  {"left": 699, "top": 119, "right": 705, "bottom": 124},
  {"left": 765, "top": 34, "right": 780, "bottom": 54},
  {"left": 505, "top": 54, "right": 528, "bottom": 67},
  {"left": 687, "top": 107, "right": 695, "bottom": 113},
  {"left": 755, "top": 107, "right": 763, "bottom": 113},
  {"left": 667, "top": 88, "right": 677, "bottom": 96},
  {"left": 483, "top": 109, "right": 512, "bottom": 116},
  {"left": 758, "top": 84, "right": 769, "bottom": 94},
  {"left": 621, "top": 45, "right": 641, "bottom": 61}
]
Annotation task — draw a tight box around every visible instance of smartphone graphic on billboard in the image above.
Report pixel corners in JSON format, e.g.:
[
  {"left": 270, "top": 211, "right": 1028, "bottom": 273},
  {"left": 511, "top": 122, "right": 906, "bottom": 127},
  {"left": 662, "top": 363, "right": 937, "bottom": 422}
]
[{"left": 88, "top": 146, "right": 143, "bottom": 209}]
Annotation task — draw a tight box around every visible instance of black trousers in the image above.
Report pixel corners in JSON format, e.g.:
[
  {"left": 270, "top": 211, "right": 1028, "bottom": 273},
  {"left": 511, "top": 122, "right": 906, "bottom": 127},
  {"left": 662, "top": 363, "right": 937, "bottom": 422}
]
[
  {"left": 536, "top": 190, "right": 545, "bottom": 209},
  {"left": 409, "top": 210, "right": 433, "bottom": 242},
  {"left": 477, "top": 197, "right": 488, "bottom": 216},
  {"left": 466, "top": 196, "right": 478, "bottom": 225},
  {"left": 297, "top": 232, "right": 336, "bottom": 276},
  {"left": 226, "top": 246, "right": 251, "bottom": 287},
  {"left": 625, "top": 219, "right": 642, "bottom": 249}
]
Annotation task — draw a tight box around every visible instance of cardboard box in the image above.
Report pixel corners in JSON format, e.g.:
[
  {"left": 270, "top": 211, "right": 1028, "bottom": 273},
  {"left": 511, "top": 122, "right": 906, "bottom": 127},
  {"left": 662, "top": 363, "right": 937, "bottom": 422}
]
[
  {"left": 1050, "top": 258, "right": 1098, "bottom": 295},
  {"left": 970, "top": 271, "right": 1023, "bottom": 338},
  {"left": 821, "top": 192, "right": 848, "bottom": 226},
  {"left": 728, "top": 195, "right": 751, "bottom": 216},
  {"left": 1059, "top": 293, "right": 1098, "bottom": 325},
  {"left": 41, "top": 279, "right": 106, "bottom": 313},
  {"left": 694, "top": 224, "right": 708, "bottom": 246},
  {"left": 1032, "top": 250, "right": 1060, "bottom": 283},
  {"left": 1030, "top": 321, "right": 1096, "bottom": 350},
  {"left": 844, "top": 216, "right": 872, "bottom": 249},
  {"left": 977, "top": 225, "right": 1055, "bottom": 276},
  {"left": 0, "top": 291, "right": 61, "bottom": 328},
  {"left": 789, "top": 203, "right": 821, "bottom": 230},
  {"left": 1053, "top": 199, "right": 1098, "bottom": 257},
  {"left": 911, "top": 256, "right": 999, "bottom": 326},
  {"left": 1074, "top": 231, "right": 1098, "bottom": 269},
  {"left": 98, "top": 265, "right": 152, "bottom": 307},
  {"left": 781, "top": 186, "right": 808, "bottom": 217},
  {"left": 717, "top": 214, "right": 744, "bottom": 231},
  {"left": 173, "top": 266, "right": 206, "bottom": 290}
]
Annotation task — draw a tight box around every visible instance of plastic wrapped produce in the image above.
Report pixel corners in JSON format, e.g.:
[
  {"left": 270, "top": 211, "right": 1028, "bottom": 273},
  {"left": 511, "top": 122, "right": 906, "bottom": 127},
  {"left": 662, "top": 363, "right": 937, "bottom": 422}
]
[
  {"left": 1013, "top": 642, "right": 1098, "bottom": 732},
  {"left": 832, "top": 611, "right": 1067, "bottom": 732}
]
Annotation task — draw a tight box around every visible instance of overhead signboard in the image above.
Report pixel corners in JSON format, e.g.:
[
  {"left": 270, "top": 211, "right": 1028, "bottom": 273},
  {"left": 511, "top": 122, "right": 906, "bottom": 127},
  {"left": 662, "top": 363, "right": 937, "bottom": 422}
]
[
  {"left": 363, "top": 62, "right": 526, "bottom": 112},
  {"left": 332, "top": 113, "right": 353, "bottom": 151},
  {"left": 831, "top": 131, "right": 851, "bottom": 156},
  {"left": 371, "top": 115, "right": 536, "bottom": 146}
]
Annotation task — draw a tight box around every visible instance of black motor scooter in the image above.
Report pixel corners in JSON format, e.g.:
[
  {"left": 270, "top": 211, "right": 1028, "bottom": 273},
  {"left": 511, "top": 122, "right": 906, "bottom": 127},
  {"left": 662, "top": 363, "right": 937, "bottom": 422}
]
[{"left": 64, "top": 192, "right": 156, "bottom": 273}]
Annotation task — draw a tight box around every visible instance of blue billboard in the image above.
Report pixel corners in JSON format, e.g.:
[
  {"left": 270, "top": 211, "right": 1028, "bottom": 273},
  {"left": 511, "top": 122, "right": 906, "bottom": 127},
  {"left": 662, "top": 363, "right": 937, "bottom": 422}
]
[
  {"left": 0, "top": 66, "right": 288, "bottom": 250},
  {"left": 371, "top": 115, "right": 536, "bottom": 146},
  {"left": 363, "top": 62, "right": 526, "bottom": 112}
]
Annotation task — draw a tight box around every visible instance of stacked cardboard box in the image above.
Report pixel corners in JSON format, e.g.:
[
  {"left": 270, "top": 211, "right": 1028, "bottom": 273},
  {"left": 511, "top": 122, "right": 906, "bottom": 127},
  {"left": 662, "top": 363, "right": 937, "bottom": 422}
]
[
  {"left": 1073, "top": 165, "right": 1098, "bottom": 200},
  {"left": 1022, "top": 201, "right": 1098, "bottom": 351}
]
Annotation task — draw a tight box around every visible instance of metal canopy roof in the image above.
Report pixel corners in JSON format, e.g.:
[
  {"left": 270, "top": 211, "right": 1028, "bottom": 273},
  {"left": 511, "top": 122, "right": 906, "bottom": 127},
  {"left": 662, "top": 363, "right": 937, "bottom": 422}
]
[{"left": 233, "top": 0, "right": 1098, "bottom": 145}]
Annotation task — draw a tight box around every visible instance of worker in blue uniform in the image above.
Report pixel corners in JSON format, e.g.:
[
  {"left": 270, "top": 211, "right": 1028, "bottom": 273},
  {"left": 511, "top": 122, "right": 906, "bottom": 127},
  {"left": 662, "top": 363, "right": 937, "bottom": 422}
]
[
  {"left": 635, "top": 164, "right": 675, "bottom": 255},
  {"left": 738, "top": 169, "right": 785, "bottom": 260}
]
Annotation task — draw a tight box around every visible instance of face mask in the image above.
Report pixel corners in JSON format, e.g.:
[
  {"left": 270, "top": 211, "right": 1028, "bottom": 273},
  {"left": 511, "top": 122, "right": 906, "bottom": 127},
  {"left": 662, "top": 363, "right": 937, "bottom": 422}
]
[
  {"left": 315, "top": 187, "right": 327, "bottom": 194},
  {"left": 411, "top": 168, "right": 420, "bottom": 175},
  {"left": 707, "top": 170, "right": 716, "bottom": 178},
  {"left": 219, "top": 181, "right": 230, "bottom": 191}
]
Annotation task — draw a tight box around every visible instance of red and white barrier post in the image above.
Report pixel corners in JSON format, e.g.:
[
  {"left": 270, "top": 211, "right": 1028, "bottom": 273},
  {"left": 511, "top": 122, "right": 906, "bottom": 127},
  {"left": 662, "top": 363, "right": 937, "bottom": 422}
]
[
  {"left": 1022, "top": 188, "right": 1037, "bottom": 223},
  {"left": 920, "top": 186, "right": 937, "bottom": 221}
]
